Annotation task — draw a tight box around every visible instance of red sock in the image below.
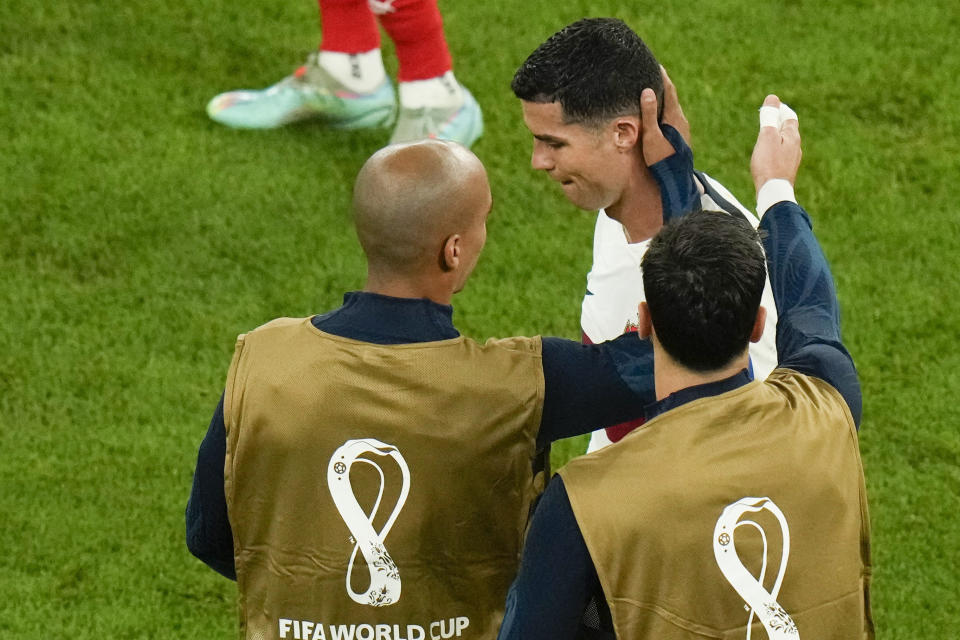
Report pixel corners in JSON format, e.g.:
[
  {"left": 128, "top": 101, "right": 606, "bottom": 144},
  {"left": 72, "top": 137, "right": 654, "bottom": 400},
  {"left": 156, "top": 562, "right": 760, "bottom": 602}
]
[
  {"left": 318, "top": 0, "right": 381, "bottom": 53},
  {"left": 377, "top": 0, "right": 453, "bottom": 81}
]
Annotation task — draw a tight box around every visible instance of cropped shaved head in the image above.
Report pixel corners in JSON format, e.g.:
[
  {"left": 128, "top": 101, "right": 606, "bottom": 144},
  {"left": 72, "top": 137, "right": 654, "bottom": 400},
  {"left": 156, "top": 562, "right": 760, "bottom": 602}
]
[{"left": 353, "top": 140, "right": 491, "bottom": 279}]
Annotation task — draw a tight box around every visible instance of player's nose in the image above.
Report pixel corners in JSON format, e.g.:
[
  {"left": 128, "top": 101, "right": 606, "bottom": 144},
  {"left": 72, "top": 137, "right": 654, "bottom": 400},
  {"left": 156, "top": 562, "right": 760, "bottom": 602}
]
[{"left": 531, "top": 145, "right": 554, "bottom": 171}]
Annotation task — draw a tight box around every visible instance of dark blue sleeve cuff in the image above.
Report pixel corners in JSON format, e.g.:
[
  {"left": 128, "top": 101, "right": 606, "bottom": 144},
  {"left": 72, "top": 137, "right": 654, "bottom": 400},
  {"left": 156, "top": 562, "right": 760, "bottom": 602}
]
[{"left": 648, "top": 124, "right": 701, "bottom": 223}]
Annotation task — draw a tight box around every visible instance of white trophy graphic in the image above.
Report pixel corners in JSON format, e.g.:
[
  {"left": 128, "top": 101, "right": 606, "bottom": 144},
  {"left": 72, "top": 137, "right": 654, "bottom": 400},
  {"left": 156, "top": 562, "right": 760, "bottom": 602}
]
[
  {"left": 328, "top": 439, "right": 411, "bottom": 607},
  {"left": 713, "top": 497, "right": 799, "bottom": 639}
]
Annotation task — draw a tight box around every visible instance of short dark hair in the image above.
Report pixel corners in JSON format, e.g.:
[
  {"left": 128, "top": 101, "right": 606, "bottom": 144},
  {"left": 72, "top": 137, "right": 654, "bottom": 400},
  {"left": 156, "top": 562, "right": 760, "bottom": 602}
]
[
  {"left": 511, "top": 18, "right": 664, "bottom": 126},
  {"left": 641, "top": 212, "right": 767, "bottom": 372}
]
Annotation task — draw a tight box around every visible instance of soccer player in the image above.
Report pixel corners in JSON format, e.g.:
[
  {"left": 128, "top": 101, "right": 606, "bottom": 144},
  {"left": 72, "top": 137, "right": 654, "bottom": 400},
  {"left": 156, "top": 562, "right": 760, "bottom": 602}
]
[
  {"left": 512, "top": 18, "right": 778, "bottom": 451},
  {"left": 186, "top": 121, "right": 696, "bottom": 639},
  {"left": 497, "top": 95, "right": 872, "bottom": 640},
  {"left": 206, "top": 0, "right": 483, "bottom": 147}
]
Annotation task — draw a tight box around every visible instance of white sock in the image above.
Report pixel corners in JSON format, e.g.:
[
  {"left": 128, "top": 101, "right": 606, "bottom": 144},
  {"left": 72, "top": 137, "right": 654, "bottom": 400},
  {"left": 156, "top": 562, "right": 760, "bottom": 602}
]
[
  {"left": 318, "top": 49, "right": 387, "bottom": 94},
  {"left": 398, "top": 71, "right": 464, "bottom": 110}
]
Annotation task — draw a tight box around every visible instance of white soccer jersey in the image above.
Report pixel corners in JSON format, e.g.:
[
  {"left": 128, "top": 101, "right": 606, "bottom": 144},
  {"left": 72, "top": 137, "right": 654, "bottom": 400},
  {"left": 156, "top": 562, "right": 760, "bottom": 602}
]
[{"left": 582, "top": 172, "right": 779, "bottom": 452}]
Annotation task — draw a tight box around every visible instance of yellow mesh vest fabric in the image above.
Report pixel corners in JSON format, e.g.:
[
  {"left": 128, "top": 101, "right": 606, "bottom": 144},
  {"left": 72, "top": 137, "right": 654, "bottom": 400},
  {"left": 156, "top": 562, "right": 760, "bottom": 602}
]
[
  {"left": 561, "top": 369, "right": 873, "bottom": 640},
  {"left": 223, "top": 317, "right": 544, "bottom": 640}
]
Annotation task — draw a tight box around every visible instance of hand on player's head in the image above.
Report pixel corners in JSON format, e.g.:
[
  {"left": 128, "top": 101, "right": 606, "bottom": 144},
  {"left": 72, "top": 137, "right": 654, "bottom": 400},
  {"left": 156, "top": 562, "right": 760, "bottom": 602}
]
[
  {"left": 639, "top": 89, "right": 673, "bottom": 165},
  {"left": 639, "top": 66, "right": 691, "bottom": 166},
  {"left": 659, "top": 66, "right": 690, "bottom": 145},
  {"left": 750, "top": 94, "right": 802, "bottom": 194}
]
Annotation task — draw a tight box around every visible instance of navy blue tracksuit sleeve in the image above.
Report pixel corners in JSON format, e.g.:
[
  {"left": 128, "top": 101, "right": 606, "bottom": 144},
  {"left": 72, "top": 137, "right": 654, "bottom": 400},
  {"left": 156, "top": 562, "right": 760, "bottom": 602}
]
[
  {"left": 648, "top": 124, "right": 701, "bottom": 222},
  {"left": 537, "top": 333, "right": 653, "bottom": 448},
  {"left": 759, "top": 201, "right": 862, "bottom": 427},
  {"left": 498, "top": 476, "right": 596, "bottom": 640},
  {"left": 185, "top": 394, "right": 236, "bottom": 580}
]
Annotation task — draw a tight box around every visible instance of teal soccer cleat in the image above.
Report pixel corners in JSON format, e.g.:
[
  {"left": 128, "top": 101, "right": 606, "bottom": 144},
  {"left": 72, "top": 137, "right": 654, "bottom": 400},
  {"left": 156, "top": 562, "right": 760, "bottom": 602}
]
[
  {"left": 389, "top": 86, "right": 483, "bottom": 148},
  {"left": 207, "top": 53, "right": 396, "bottom": 130}
]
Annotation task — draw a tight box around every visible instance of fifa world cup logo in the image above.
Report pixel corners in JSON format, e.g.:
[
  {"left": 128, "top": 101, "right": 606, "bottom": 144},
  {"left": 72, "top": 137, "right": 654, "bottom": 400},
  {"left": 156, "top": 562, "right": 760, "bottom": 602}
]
[
  {"left": 328, "top": 439, "right": 411, "bottom": 607},
  {"left": 713, "top": 497, "right": 799, "bottom": 639}
]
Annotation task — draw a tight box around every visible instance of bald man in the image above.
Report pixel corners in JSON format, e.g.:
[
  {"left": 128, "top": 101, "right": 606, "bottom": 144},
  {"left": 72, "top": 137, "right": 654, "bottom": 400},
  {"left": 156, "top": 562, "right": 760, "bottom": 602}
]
[
  {"left": 186, "top": 140, "right": 682, "bottom": 640},
  {"left": 353, "top": 141, "right": 489, "bottom": 301}
]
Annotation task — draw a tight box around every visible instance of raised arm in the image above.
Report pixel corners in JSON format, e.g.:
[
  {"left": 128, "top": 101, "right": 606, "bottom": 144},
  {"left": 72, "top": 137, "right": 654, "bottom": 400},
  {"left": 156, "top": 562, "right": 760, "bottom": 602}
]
[
  {"left": 752, "top": 95, "right": 862, "bottom": 426},
  {"left": 641, "top": 67, "right": 701, "bottom": 221}
]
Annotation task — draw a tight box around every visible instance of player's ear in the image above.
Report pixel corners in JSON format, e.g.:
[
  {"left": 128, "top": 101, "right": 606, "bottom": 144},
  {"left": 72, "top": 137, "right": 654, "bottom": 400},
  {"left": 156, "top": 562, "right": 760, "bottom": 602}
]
[
  {"left": 749, "top": 306, "right": 767, "bottom": 343},
  {"left": 441, "top": 234, "right": 461, "bottom": 271},
  {"left": 637, "top": 302, "right": 653, "bottom": 339},
  {"left": 614, "top": 116, "right": 640, "bottom": 151}
]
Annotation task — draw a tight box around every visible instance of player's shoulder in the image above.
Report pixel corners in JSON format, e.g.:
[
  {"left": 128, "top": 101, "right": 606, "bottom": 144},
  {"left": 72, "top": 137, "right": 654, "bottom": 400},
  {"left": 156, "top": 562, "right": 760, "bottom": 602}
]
[
  {"left": 697, "top": 172, "right": 758, "bottom": 224},
  {"left": 481, "top": 335, "right": 543, "bottom": 356},
  {"left": 767, "top": 367, "right": 839, "bottom": 393},
  {"left": 559, "top": 433, "right": 634, "bottom": 497},
  {"left": 239, "top": 316, "right": 310, "bottom": 340},
  {"left": 765, "top": 368, "right": 855, "bottom": 424}
]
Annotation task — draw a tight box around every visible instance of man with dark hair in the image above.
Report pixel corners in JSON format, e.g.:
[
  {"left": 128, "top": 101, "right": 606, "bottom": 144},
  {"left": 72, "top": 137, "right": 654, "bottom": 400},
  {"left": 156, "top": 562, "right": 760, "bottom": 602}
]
[
  {"left": 641, "top": 213, "right": 767, "bottom": 372},
  {"left": 511, "top": 18, "right": 664, "bottom": 127},
  {"left": 186, "top": 121, "right": 699, "bottom": 639},
  {"left": 497, "top": 96, "right": 872, "bottom": 640},
  {"left": 512, "top": 18, "right": 779, "bottom": 451}
]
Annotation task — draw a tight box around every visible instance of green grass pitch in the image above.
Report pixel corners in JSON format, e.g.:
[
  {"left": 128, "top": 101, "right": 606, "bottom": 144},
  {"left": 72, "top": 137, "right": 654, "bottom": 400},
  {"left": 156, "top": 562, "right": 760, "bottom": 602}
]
[{"left": 1, "top": 0, "right": 958, "bottom": 636}]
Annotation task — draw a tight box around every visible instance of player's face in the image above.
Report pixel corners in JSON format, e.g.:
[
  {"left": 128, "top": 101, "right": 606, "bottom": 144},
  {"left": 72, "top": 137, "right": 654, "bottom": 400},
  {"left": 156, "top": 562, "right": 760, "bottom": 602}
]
[{"left": 521, "top": 100, "right": 631, "bottom": 212}]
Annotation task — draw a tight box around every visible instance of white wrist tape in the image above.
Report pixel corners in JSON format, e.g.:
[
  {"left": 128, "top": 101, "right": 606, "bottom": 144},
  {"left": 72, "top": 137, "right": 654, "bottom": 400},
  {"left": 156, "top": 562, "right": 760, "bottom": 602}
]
[{"left": 757, "top": 179, "right": 797, "bottom": 216}]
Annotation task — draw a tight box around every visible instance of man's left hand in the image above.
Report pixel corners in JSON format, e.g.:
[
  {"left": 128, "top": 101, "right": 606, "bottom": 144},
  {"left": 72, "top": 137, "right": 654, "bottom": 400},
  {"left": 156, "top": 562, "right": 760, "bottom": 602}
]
[{"left": 640, "top": 66, "right": 691, "bottom": 165}]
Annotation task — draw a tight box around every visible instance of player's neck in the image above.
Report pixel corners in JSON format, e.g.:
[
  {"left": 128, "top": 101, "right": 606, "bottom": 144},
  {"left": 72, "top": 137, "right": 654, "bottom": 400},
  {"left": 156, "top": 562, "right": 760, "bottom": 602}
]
[
  {"left": 605, "top": 163, "right": 663, "bottom": 244},
  {"left": 364, "top": 271, "right": 454, "bottom": 306},
  {"left": 653, "top": 341, "right": 751, "bottom": 401}
]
